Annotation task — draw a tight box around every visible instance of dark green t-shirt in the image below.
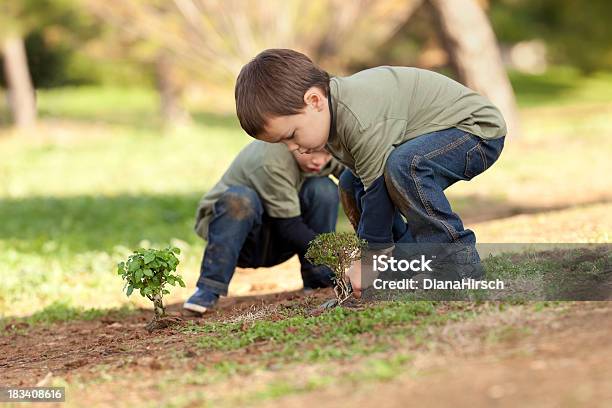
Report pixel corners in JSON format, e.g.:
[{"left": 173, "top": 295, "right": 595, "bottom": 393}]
[
  {"left": 194, "top": 140, "right": 343, "bottom": 239},
  {"left": 326, "top": 66, "right": 507, "bottom": 189}
]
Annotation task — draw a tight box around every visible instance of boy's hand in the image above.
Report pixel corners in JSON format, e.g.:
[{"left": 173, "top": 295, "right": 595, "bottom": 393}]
[
  {"left": 347, "top": 260, "right": 362, "bottom": 298},
  {"left": 347, "top": 257, "right": 380, "bottom": 299}
]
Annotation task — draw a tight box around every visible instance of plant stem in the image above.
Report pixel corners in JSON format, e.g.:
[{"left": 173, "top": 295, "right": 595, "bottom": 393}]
[
  {"left": 152, "top": 293, "right": 165, "bottom": 319},
  {"left": 336, "top": 279, "right": 351, "bottom": 304},
  {"left": 332, "top": 266, "right": 352, "bottom": 304}
]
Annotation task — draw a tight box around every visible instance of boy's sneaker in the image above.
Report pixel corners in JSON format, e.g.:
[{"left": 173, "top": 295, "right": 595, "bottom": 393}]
[
  {"left": 183, "top": 288, "right": 219, "bottom": 315},
  {"left": 302, "top": 265, "right": 334, "bottom": 291}
]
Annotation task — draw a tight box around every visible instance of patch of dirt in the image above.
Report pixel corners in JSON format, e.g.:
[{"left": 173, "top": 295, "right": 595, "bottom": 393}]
[
  {"left": 227, "top": 256, "right": 304, "bottom": 297},
  {"left": 0, "top": 288, "right": 334, "bottom": 387},
  {"left": 472, "top": 202, "right": 612, "bottom": 243},
  {"left": 457, "top": 195, "right": 612, "bottom": 225}
]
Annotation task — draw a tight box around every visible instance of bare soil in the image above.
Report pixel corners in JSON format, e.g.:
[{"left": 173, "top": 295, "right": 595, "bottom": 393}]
[
  {"left": 0, "top": 289, "right": 334, "bottom": 387},
  {"left": 2, "top": 291, "right": 611, "bottom": 407},
  {"left": 267, "top": 301, "right": 612, "bottom": 408}
]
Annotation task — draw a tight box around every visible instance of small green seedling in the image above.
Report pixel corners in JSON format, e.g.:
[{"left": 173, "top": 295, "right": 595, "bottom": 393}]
[
  {"left": 117, "top": 247, "right": 185, "bottom": 331},
  {"left": 306, "top": 232, "right": 366, "bottom": 305}
]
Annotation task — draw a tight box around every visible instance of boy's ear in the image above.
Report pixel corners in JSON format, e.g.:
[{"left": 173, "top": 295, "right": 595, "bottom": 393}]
[{"left": 304, "top": 87, "right": 325, "bottom": 111}]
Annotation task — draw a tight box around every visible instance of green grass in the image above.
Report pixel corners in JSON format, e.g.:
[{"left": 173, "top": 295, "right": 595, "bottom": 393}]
[
  {"left": 158, "top": 352, "right": 415, "bottom": 407},
  {"left": 162, "top": 300, "right": 559, "bottom": 406},
  {"left": 168, "top": 301, "right": 481, "bottom": 406},
  {"left": 37, "top": 86, "right": 159, "bottom": 126},
  {"left": 185, "top": 301, "right": 463, "bottom": 362},
  {"left": 509, "top": 67, "right": 612, "bottom": 107},
  {"left": 1, "top": 67, "right": 611, "bottom": 319}
]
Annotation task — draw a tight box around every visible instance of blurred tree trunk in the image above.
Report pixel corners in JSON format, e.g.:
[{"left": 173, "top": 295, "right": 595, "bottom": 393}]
[
  {"left": 2, "top": 35, "right": 36, "bottom": 128},
  {"left": 428, "top": 0, "right": 520, "bottom": 137},
  {"left": 155, "top": 52, "right": 191, "bottom": 128}
]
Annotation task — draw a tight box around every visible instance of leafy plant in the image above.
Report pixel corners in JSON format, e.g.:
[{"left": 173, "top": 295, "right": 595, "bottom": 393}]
[
  {"left": 306, "top": 232, "right": 366, "bottom": 304},
  {"left": 117, "top": 247, "right": 184, "bottom": 329}
]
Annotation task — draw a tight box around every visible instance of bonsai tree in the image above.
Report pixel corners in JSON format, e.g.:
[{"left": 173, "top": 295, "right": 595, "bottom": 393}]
[
  {"left": 117, "top": 247, "right": 185, "bottom": 331},
  {"left": 306, "top": 232, "right": 366, "bottom": 305}
]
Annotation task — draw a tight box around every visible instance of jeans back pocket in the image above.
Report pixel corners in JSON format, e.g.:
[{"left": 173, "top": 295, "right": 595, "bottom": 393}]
[{"left": 464, "top": 142, "right": 488, "bottom": 179}]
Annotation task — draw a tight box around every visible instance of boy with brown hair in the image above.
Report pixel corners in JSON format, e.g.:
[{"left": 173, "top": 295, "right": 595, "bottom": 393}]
[{"left": 234, "top": 49, "right": 506, "bottom": 297}]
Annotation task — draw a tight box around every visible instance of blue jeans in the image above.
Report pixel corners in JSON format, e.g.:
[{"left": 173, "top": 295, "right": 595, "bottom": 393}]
[
  {"left": 338, "top": 170, "right": 415, "bottom": 243},
  {"left": 339, "top": 128, "right": 504, "bottom": 279},
  {"left": 196, "top": 177, "right": 339, "bottom": 295},
  {"left": 384, "top": 128, "right": 505, "bottom": 244}
]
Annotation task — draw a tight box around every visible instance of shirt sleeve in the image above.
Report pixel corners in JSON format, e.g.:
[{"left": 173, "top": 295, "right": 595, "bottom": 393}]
[
  {"left": 248, "top": 166, "right": 301, "bottom": 218},
  {"left": 268, "top": 216, "right": 317, "bottom": 255}
]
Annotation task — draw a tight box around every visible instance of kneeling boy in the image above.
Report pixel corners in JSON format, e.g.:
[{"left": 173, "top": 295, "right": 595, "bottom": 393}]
[{"left": 183, "top": 140, "right": 343, "bottom": 314}]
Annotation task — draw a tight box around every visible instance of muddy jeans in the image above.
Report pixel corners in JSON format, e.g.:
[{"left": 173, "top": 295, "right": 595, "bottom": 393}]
[
  {"left": 384, "top": 128, "right": 505, "bottom": 245},
  {"left": 196, "top": 177, "right": 339, "bottom": 296}
]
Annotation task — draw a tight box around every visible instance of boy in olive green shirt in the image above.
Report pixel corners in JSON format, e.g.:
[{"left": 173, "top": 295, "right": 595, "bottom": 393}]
[
  {"left": 184, "top": 140, "right": 344, "bottom": 314},
  {"left": 234, "top": 49, "right": 506, "bottom": 296}
]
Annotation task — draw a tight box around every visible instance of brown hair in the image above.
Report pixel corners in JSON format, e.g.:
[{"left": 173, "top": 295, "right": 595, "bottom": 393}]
[{"left": 235, "top": 49, "right": 330, "bottom": 137}]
